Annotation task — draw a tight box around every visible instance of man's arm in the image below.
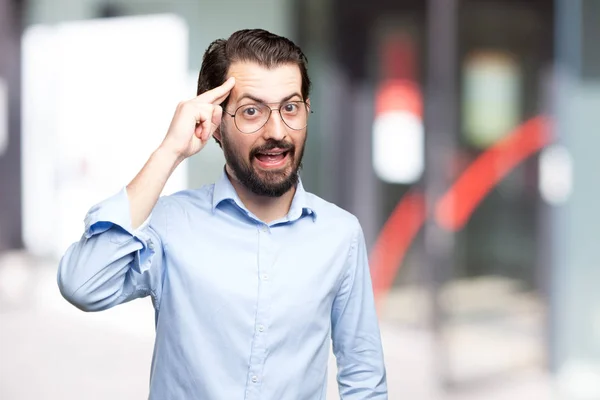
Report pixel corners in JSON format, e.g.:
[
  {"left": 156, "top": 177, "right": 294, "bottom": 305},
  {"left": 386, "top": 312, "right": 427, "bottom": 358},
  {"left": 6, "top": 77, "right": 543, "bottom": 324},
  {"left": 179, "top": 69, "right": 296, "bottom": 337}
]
[
  {"left": 128, "top": 76, "right": 234, "bottom": 229},
  {"left": 331, "top": 220, "right": 388, "bottom": 399},
  {"left": 57, "top": 188, "right": 169, "bottom": 312},
  {"left": 57, "top": 78, "right": 235, "bottom": 312}
]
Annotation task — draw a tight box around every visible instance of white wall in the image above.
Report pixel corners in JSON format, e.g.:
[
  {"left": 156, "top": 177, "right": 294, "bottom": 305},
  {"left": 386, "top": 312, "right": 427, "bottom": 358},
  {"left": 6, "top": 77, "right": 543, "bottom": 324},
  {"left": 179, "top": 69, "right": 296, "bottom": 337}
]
[
  {"left": 21, "top": 15, "right": 190, "bottom": 258},
  {"left": 26, "top": 0, "right": 294, "bottom": 189}
]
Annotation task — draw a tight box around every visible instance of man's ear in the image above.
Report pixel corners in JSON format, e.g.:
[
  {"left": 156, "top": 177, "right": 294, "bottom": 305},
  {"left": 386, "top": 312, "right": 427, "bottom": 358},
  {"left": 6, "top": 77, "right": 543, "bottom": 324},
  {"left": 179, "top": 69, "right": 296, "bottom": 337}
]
[
  {"left": 212, "top": 124, "right": 223, "bottom": 148},
  {"left": 213, "top": 125, "right": 222, "bottom": 142}
]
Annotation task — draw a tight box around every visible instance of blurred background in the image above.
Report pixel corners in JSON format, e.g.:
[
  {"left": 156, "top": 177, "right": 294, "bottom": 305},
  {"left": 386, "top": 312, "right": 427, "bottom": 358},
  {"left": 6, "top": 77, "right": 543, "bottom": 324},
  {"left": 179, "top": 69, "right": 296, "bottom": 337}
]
[{"left": 1, "top": 0, "right": 599, "bottom": 399}]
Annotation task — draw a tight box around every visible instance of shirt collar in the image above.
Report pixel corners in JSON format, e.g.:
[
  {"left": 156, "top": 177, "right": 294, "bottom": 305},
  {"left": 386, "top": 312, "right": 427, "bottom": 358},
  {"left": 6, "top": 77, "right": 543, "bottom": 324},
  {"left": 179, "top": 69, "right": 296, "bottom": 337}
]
[{"left": 211, "top": 168, "right": 317, "bottom": 223}]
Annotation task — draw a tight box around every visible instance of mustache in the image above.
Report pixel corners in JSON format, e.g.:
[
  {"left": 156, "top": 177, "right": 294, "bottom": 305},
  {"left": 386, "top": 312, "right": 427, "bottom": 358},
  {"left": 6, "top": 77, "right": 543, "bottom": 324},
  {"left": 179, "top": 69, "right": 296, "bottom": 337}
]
[{"left": 251, "top": 140, "right": 295, "bottom": 157}]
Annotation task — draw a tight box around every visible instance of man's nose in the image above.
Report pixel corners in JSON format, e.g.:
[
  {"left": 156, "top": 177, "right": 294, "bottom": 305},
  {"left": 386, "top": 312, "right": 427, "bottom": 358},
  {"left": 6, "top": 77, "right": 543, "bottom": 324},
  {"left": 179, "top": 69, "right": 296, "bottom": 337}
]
[{"left": 262, "top": 110, "right": 287, "bottom": 141}]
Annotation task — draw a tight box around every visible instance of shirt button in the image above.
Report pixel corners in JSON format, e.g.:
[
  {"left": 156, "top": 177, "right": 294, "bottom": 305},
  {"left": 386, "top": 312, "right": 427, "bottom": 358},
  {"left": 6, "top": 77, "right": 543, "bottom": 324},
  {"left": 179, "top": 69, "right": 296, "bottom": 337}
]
[
  {"left": 147, "top": 240, "right": 154, "bottom": 250},
  {"left": 258, "top": 325, "right": 264, "bottom": 332},
  {"left": 252, "top": 376, "right": 258, "bottom": 383},
  {"left": 261, "top": 274, "right": 269, "bottom": 281},
  {"left": 262, "top": 225, "right": 268, "bottom": 232}
]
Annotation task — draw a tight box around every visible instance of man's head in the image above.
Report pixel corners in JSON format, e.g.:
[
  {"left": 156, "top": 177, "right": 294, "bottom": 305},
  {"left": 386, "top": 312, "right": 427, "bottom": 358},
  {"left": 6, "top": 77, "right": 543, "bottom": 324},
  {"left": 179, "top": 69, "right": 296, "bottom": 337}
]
[{"left": 197, "top": 29, "right": 311, "bottom": 198}]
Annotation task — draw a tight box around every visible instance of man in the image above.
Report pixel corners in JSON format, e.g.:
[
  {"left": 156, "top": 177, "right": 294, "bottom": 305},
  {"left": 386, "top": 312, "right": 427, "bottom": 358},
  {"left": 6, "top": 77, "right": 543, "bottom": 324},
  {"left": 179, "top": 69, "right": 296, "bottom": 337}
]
[{"left": 57, "top": 29, "right": 387, "bottom": 399}]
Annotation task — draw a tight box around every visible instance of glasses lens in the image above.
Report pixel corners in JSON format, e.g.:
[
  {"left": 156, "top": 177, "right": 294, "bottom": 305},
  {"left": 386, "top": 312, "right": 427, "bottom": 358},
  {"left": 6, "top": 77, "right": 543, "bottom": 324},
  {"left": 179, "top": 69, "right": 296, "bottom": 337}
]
[
  {"left": 235, "top": 103, "right": 269, "bottom": 133},
  {"left": 280, "top": 101, "right": 309, "bottom": 130}
]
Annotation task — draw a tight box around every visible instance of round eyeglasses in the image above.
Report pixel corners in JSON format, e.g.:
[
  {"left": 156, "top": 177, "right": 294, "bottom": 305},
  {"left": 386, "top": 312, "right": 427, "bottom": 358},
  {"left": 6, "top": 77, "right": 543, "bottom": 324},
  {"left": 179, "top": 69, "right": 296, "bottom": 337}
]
[{"left": 224, "top": 101, "right": 313, "bottom": 134}]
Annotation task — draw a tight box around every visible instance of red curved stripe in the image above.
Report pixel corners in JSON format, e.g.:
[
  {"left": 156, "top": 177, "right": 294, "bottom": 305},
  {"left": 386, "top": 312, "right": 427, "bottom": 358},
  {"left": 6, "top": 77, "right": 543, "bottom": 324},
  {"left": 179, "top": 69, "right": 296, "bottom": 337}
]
[
  {"left": 370, "top": 115, "right": 552, "bottom": 305},
  {"left": 436, "top": 116, "right": 552, "bottom": 231},
  {"left": 370, "top": 191, "right": 426, "bottom": 305}
]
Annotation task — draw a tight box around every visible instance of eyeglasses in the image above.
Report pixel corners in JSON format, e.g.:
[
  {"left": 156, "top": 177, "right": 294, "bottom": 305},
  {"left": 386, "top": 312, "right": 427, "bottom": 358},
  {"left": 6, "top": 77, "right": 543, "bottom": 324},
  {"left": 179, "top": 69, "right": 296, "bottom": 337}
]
[{"left": 224, "top": 101, "right": 313, "bottom": 134}]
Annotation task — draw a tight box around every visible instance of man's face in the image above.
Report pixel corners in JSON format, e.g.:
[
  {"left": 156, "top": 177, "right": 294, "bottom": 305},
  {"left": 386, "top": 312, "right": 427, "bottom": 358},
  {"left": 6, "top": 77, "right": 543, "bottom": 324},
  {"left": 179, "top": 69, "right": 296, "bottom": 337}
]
[{"left": 216, "top": 61, "right": 308, "bottom": 198}]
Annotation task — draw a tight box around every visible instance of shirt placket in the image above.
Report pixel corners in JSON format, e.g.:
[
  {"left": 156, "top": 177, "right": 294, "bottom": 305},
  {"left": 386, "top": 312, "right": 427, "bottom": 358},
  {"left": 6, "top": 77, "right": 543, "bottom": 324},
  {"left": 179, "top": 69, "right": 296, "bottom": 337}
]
[{"left": 245, "top": 223, "right": 274, "bottom": 400}]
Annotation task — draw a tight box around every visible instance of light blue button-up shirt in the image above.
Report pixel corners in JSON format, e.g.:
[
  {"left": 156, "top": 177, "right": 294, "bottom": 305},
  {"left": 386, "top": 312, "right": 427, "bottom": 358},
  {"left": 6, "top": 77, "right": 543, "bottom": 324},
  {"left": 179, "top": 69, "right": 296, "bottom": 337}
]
[{"left": 57, "top": 170, "right": 387, "bottom": 399}]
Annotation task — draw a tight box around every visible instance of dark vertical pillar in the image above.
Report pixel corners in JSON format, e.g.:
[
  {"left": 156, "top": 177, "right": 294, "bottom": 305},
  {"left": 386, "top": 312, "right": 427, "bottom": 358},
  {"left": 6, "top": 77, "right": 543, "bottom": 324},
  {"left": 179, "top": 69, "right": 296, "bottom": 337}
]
[
  {"left": 423, "top": 0, "right": 458, "bottom": 388},
  {"left": 0, "top": 0, "right": 24, "bottom": 252},
  {"left": 324, "top": 1, "right": 380, "bottom": 249}
]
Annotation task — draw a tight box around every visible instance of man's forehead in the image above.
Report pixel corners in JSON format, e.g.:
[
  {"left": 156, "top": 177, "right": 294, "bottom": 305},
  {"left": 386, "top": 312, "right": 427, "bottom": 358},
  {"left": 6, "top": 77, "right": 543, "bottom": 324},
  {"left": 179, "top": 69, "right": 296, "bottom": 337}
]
[{"left": 227, "top": 61, "right": 302, "bottom": 102}]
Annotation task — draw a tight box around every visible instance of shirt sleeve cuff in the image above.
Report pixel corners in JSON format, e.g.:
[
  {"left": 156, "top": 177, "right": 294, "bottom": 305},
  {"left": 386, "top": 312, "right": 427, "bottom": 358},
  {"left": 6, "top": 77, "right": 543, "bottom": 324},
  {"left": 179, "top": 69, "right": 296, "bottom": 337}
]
[
  {"left": 83, "top": 187, "right": 151, "bottom": 239},
  {"left": 83, "top": 187, "right": 157, "bottom": 275}
]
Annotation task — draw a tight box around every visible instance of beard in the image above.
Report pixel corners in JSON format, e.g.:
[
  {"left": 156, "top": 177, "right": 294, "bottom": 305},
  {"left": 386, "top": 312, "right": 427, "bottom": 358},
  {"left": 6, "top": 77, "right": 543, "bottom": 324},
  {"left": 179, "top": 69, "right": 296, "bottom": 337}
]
[{"left": 220, "top": 130, "right": 306, "bottom": 198}]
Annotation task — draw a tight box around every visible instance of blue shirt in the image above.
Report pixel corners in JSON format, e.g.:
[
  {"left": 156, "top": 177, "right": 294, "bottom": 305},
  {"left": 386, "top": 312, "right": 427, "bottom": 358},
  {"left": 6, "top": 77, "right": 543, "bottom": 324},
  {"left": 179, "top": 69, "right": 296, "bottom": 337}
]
[{"left": 57, "top": 171, "right": 387, "bottom": 399}]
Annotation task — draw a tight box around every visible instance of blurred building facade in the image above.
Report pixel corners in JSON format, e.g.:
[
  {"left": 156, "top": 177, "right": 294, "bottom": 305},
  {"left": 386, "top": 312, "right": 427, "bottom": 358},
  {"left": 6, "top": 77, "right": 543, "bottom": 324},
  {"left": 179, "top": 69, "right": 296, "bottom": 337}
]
[
  {"left": 299, "top": 0, "right": 555, "bottom": 389},
  {"left": 1, "top": 0, "right": 600, "bottom": 397}
]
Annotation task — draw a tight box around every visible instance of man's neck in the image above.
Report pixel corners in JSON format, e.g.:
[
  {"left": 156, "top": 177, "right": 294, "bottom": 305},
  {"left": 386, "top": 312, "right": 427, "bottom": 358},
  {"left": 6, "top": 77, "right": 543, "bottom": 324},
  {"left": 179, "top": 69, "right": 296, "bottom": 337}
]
[{"left": 225, "top": 168, "right": 296, "bottom": 224}]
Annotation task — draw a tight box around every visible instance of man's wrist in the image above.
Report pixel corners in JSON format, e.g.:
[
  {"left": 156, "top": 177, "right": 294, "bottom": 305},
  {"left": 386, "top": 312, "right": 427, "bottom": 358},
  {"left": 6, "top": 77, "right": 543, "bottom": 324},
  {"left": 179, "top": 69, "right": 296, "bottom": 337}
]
[{"left": 155, "top": 144, "right": 185, "bottom": 171}]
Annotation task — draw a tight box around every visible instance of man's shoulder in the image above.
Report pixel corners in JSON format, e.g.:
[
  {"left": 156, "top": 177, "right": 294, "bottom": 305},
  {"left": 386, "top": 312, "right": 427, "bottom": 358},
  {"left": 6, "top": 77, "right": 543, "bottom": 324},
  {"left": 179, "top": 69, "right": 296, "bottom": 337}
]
[
  {"left": 305, "top": 192, "right": 361, "bottom": 230},
  {"left": 156, "top": 183, "right": 215, "bottom": 212}
]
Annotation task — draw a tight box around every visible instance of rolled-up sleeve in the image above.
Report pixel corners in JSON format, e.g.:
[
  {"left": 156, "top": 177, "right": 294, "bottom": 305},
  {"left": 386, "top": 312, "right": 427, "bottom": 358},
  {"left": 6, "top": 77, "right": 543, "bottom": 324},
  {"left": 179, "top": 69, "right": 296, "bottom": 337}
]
[
  {"left": 57, "top": 187, "right": 168, "bottom": 312},
  {"left": 331, "top": 221, "right": 388, "bottom": 399}
]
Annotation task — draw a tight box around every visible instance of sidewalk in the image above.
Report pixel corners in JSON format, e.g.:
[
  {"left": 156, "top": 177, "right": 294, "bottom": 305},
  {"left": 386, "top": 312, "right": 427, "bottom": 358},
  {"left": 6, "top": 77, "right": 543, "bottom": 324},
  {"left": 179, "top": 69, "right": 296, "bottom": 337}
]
[{"left": 0, "top": 252, "right": 555, "bottom": 399}]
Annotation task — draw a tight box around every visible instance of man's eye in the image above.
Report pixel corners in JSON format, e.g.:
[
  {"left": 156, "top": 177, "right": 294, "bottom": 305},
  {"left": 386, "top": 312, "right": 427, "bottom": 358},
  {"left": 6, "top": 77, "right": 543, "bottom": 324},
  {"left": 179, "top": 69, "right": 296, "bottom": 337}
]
[
  {"left": 283, "top": 103, "right": 299, "bottom": 113},
  {"left": 241, "top": 106, "right": 261, "bottom": 117}
]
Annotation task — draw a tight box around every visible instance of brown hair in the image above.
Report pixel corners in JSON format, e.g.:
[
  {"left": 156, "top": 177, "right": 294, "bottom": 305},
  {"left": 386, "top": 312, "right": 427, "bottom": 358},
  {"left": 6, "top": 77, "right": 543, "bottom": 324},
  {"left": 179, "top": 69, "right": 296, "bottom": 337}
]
[{"left": 197, "top": 28, "right": 311, "bottom": 103}]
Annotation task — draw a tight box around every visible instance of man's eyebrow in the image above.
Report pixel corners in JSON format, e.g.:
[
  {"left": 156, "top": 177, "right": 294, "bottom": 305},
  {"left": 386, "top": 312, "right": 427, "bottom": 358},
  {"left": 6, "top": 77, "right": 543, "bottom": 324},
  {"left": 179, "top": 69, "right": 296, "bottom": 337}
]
[{"left": 238, "top": 92, "right": 303, "bottom": 104}]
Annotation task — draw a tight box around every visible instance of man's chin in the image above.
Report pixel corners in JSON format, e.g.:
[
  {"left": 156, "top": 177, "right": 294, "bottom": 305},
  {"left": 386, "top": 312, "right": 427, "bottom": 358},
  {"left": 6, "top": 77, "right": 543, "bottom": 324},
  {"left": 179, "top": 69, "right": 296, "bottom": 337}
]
[
  {"left": 248, "top": 169, "right": 299, "bottom": 197},
  {"left": 256, "top": 175, "right": 294, "bottom": 190}
]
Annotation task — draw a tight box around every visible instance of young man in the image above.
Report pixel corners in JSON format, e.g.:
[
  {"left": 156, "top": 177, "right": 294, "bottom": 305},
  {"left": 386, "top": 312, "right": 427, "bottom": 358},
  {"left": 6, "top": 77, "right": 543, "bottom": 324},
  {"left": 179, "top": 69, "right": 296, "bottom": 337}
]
[{"left": 57, "top": 29, "right": 387, "bottom": 399}]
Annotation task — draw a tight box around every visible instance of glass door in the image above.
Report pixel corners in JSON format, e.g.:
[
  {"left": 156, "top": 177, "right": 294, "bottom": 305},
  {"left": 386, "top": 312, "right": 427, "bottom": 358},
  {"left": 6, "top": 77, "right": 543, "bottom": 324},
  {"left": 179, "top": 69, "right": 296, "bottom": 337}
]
[{"left": 437, "top": 0, "right": 554, "bottom": 386}]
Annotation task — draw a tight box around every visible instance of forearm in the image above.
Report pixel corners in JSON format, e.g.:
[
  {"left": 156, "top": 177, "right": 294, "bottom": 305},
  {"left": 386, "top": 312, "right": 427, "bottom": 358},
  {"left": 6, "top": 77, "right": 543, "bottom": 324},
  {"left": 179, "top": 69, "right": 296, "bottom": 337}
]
[
  {"left": 336, "top": 349, "right": 387, "bottom": 399},
  {"left": 334, "top": 313, "right": 387, "bottom": 398},
  {"left": 57, "top": 186, "right": 166, "bottom": 312},
  {"left": 58, "top": 230, "right": 145, "bottom": 311},
  {"left": 333, "top": 221, "right": 388, "bottom": 398},
  {"left": 126, "top": 145, "right": 182, "bottom": 230}
]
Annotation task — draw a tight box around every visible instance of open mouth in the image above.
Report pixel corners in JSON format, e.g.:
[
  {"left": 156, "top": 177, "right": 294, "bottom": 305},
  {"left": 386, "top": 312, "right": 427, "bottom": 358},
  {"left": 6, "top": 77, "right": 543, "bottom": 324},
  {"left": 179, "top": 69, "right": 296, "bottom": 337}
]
[{"left": 254, "top": 148, "right": 291, "bottom": 169}]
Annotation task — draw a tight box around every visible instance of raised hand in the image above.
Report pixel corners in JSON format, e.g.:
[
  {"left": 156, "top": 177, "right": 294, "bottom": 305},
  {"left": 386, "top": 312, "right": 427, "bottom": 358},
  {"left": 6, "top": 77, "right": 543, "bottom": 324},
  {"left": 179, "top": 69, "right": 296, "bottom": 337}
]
[{"left": 161, "top": 77, "right": 235, "bottom": 159}]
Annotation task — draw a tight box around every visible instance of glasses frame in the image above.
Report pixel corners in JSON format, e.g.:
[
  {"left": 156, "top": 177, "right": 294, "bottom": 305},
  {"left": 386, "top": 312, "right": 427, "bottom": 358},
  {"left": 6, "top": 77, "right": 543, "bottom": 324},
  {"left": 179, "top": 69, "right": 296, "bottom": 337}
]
[{"left": 223, "top": 100, "right": 313, "bottom": 134}]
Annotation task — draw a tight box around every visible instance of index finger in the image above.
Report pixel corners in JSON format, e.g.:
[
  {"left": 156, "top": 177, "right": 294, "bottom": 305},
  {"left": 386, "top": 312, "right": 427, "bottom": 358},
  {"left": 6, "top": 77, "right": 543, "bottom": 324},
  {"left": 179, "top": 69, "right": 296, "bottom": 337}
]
[{"left": 197, "top": 77, "right": 235, "bottom": 105}]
